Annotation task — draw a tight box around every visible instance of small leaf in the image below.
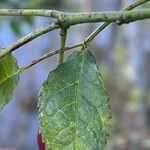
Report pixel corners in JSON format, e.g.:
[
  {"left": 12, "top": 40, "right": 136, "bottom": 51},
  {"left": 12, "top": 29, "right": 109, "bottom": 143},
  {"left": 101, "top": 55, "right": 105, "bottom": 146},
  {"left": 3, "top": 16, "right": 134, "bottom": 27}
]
[
  {"left": 38, "top": 49, "right": 111, "bottom": 149},
  {"left": 0, "top": 54, "right": 19, "bottom": 109}
]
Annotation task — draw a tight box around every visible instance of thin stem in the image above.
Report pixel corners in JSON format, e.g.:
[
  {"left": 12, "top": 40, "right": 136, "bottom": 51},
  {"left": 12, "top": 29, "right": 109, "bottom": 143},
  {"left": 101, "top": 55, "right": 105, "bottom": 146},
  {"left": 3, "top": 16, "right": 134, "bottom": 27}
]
[
  {"left": 58, "top": 28, "right": 67, "bottom": 64},
  {"left": 20, "top": 42, "right": 83, "bottom": 73},
  {"left": 7, "top": 0, "right": 148, "bottom": 74},
  {"left": 0, "top": 9, "right": 62, "bottom": 18},
  {"left": 0, "top": 23, "right": 59, "bottom": 59},
  {"left": 85, "top": 0, "right": 150, "bottom": 44},
  {"left": 124, "top": 0, "right": 149, "bottom": 10}
]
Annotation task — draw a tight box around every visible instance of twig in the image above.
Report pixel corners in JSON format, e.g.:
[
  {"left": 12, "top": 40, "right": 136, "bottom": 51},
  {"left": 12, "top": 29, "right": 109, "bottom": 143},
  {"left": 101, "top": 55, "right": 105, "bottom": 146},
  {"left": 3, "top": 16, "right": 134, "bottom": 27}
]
[
  {"left": 0, "top": 0, "right": 149, "bottom": 62},
  {"left": 20, "top": 42, "right": 83, "bottom": 73},
  {"left": 0, "top": 23, "right": 59, "bottom": 58},
  {"left": 85, "top": 0, "right": 150, "bottom": 43},
  {"left": 0, "top": 9, "right": 62, "bottom": 18}
]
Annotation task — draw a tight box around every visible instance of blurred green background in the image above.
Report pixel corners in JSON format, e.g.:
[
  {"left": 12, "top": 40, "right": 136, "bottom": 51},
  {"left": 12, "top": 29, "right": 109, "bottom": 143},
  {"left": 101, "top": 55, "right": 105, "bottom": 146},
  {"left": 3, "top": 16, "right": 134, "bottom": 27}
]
[{"left": 0, "top": 0, "right": 150, "bottom": 149}]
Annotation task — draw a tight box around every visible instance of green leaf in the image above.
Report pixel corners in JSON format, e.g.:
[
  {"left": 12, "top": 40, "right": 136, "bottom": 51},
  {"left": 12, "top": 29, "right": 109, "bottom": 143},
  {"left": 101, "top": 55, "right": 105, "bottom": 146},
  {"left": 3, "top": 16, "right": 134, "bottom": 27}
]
[
  {"left": 38, "top": 49, "right": 111, "bottom": 150},
  {"left": 0, "top": 54, "right": 19, "bottom": 109}
]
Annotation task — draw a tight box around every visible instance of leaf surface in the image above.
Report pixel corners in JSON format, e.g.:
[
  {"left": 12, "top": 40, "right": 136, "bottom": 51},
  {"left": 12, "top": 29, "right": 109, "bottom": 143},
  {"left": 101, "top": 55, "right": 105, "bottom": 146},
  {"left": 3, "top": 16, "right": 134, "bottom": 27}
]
[
  {"left": 0, "top": 54, "right": 19, "bottom": 109},
  {"left": 38, "top": 49, "right": 111, "bottom": 150}
]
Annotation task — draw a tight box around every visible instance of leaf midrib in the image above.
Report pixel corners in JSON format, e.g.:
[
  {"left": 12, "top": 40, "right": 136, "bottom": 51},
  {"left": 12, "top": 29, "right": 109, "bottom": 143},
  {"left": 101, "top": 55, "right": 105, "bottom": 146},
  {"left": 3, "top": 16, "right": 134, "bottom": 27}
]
[{"left": 74, "top": 51, "right": 85, "bottom": 149}]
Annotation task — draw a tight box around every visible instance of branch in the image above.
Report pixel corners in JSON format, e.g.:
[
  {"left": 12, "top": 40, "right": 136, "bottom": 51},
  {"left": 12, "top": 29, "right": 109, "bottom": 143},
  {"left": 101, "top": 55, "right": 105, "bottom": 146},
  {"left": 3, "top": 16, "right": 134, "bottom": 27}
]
[
  {"left": 85, "top": 0, "right": 150, "bottom": 43},
  {"left": 0, "top": 9, "right": 62, "bottom": 18},
  {"left": 61, "top": 9, "right": 150, "bottom": 26},
  {"left": 20, "top": 42, "right": 83, "bottom": 73},
  {"left": 0, "top": 23, "right": 59, "bottom": 58},
  {"left": 11, "top": 0, "right": 150, "bottom": 72},
  {"left": 0, "top": 6, "right": 150, "bottom": 59},
  {"left": 0, "top": 8, "right": 149, "bottom": 26}
]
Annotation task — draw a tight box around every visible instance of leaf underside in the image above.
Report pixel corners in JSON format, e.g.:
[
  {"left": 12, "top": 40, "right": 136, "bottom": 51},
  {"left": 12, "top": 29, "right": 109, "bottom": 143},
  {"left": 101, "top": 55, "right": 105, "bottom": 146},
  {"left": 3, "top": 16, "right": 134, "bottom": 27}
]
[
  {"left": 0, "top": 54, "right": 19, "bottom": 109},
  {"left": 38, "top": 49, "right": 111, "bottom": 150}
]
